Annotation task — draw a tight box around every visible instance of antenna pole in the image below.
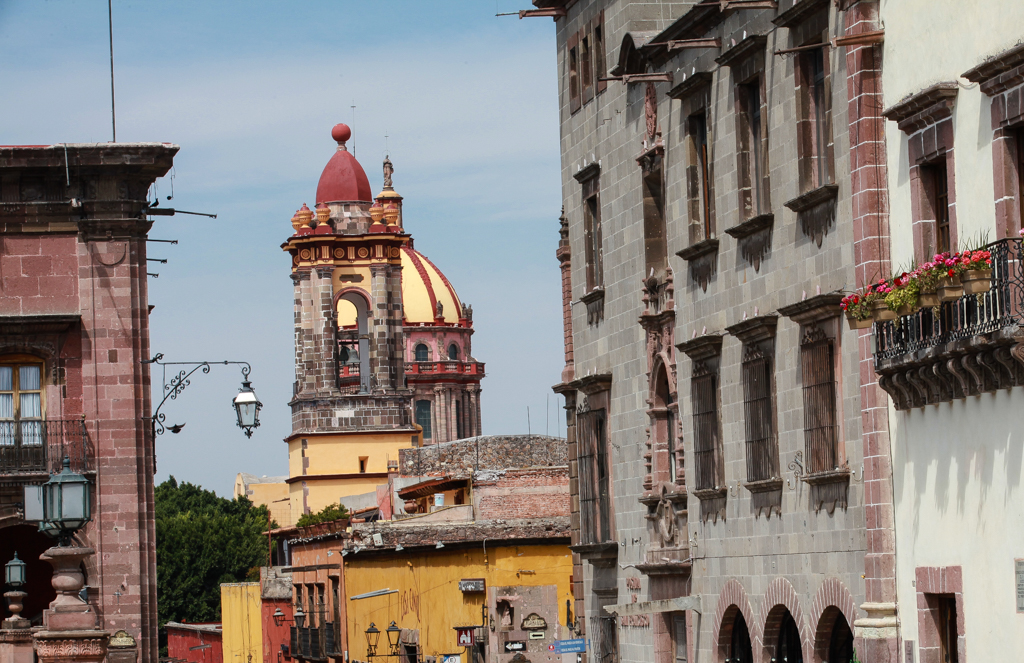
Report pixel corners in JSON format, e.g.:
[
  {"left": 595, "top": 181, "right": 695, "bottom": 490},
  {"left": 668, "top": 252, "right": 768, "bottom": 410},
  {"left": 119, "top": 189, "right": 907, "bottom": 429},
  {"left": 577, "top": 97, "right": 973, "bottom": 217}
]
[
  {"left": 108, "top": 0, "right": 116, "bottom": 142},
  {"left": 350, "top": 102, "right": 356, "bottom": 156}
]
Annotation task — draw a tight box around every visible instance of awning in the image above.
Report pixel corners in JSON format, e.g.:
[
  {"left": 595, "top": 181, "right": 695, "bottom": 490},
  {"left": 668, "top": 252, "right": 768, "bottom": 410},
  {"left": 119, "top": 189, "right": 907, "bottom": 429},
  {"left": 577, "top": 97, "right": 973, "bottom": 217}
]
[
  {"left": 397, "top": 477, "right": 468, "bottom": 500},
  {"left": 603, "top": 596, "right": 701, "bottom": 616}
]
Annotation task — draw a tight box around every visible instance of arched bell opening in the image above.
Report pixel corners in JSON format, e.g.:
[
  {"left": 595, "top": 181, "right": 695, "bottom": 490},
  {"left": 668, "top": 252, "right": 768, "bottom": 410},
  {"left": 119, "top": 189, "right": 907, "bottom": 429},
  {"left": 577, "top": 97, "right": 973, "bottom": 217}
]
[
  {"left": 336, "top": 289, "right": 371, "bottom": 393},
  {"left": 761, "top": 606, "right": 804, "bottom": 663},
  {"left": 718, "top": 605, "right": 754, "bottom": 663},
  {"left": 0, "top": 523, "right": 59, "bottom": 625}
]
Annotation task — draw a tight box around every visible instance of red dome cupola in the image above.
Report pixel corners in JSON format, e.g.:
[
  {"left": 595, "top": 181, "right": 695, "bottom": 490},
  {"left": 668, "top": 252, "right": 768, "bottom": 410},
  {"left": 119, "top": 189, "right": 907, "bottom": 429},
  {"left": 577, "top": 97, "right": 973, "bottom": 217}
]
[{"left": 315, "top": 123, "right": 372, "bottom": 204}]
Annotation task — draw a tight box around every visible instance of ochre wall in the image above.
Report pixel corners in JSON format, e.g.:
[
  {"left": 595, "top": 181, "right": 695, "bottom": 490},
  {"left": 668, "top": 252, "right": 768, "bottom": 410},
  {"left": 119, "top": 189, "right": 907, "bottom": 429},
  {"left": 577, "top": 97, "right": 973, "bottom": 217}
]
[
  {"left": 343, "top": 544, "right": 572, "bottom": 661},
  {"left": 220, "top": 583, "right": 263, "bottom": 663}
]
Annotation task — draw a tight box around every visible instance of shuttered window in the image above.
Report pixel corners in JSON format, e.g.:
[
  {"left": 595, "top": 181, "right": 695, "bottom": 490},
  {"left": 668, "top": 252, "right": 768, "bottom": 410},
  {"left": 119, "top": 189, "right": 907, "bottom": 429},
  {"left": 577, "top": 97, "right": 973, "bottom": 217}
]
[
  {"left": 691, "top": 361, "right": 720, "bottom": 491},
  {"left": 741, "top": 345, "right": 778, "bottom": 482},
  {"left": 800, "top": 325, "right": 839, "bottom": 474}
]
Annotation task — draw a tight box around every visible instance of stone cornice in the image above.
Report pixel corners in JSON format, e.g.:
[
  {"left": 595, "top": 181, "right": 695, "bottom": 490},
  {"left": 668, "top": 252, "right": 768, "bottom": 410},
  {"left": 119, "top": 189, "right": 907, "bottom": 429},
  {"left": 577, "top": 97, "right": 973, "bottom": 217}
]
[
  {"left": 772, "top": 0, "right": 828, "bottom": 28},
  {"left": 676, "top": 333, "right": 724, "bottom": 361},
  {"left": 725, "top": 314, "right": 779, "bottom": 344},
  {"left": 962, "top": 42, "right": 1024, "bottom": 95},
  {"left": 777, "top": 293, "right": 843, "bottom": 324},
  {"left": 715, "top": 34, "right": 768, "bottom": 68},
  {"left": 572, "top": 161, "right": 601, "bottom": 183},
  {"left": 668, "top": 72, "right": 714, "bottom": 100},
  {"left": 882, "top": 82, "right": 958, "bottom": 134}
]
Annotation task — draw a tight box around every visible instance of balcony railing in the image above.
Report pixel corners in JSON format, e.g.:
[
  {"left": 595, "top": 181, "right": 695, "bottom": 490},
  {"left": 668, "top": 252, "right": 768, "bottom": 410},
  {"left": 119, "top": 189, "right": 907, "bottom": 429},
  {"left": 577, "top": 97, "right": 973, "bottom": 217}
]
[
  {"left": 290, "top": 625, "right": 336, "bottom": 661},
  {"left": 0, "top": 419, "right": 91, "bottom": 475},
  {"left": 875, "top": 239, "right": 1024, "bottom": 364},
  {"left": 406, "top": 360, "right": 485, "bottom": 376},
  {"left": 873, "top": 239, "right": 1024, "bottom": 409}
]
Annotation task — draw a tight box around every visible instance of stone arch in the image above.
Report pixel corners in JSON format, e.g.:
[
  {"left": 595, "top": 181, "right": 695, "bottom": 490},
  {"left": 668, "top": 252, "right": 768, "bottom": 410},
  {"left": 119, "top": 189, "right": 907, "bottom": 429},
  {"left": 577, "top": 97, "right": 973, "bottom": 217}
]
[
  {"left": 758, "top": 577, "right": 811, "bottom": 663},
  {"left": 334, "top": 287, "right": 371, "bottom": 392},
  {"left": 712, "top": 579, "right": 761, "bottom": 663},
  {"left": 809, "top": 578, "right": 858, "bottom": 663}
]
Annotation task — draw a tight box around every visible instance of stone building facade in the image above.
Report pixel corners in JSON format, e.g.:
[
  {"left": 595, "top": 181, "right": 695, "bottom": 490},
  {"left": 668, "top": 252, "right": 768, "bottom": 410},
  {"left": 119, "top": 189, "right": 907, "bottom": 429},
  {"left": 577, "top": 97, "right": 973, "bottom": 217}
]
[
  {"left": 536, "top": 1, "right": 899, "bottom": 661},
  {"left": 0, "top": 143, "right": 178, "bottom": 663}
]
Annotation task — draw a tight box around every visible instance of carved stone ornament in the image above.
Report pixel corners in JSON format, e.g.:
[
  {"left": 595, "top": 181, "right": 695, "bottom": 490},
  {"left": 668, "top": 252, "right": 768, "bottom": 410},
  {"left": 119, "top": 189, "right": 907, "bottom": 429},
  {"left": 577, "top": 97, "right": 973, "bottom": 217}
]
[
  {"left": 33, "top": 631, "right": 110, "bottom": 663},
  {"left": 521, "top": 613, "right": 547, "bottom": 630},
  {"left": 724, "top": 213, "right": 774, "bottom": 270},
  {"left": 581, "top": 288, "right": 605, "bottom": 325},
  {"left": 655, "top": 491, "right": 676, "bottom": 546},
  {"left": 784, "top": 185, "right": 838, "bottom": 248},
  {"left": 676, "top": 239, "right": 719, "bottom": 292},
  {"left": 645, "top": 82, "right": 658, "bottom": 141}
]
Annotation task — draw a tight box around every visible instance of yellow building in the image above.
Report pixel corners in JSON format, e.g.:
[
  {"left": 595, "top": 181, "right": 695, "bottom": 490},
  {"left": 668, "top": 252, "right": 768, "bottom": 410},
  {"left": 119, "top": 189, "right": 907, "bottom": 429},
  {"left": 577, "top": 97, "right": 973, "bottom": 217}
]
[
  {"left": 234, "top": 473, "right": 291, "bottom": 526},
  {"left": 220, "top": 583, "right": 263, "bottom": 663}
]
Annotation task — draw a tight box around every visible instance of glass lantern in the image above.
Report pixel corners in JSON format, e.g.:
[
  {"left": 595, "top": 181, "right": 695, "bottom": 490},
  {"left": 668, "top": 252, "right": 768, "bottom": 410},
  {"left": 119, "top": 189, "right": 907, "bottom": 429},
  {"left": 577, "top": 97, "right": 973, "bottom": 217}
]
[
  {"left": 232, "top": 380, "right": 262, "bottom": 438},
  {"left": 4, "top": 552, "right": 26, "bottom": 588},
  {"left": 42, "top": 456, "right": 92, "bottom": 544}
]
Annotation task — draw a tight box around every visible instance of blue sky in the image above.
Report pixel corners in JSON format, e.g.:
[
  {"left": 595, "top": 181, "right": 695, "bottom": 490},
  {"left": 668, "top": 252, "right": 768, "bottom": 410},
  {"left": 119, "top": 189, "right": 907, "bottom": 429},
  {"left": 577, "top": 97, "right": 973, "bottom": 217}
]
[{"left": 0, "top": 1, "right": 565, "bottom": 497}]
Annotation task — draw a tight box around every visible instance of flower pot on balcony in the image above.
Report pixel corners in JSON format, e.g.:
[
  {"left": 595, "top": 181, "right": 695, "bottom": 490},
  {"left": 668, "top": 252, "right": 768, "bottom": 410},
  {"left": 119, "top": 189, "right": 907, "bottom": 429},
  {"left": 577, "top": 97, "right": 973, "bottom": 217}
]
[
  {"left": 937, "top": 275, "right": 964, "bottom": 302},
  {"left": 845, "top": 312, "right": 873, "bottom": 330},
  {"left": 870, "top": 300, "right": 897, "bottom": 322},
  {"left": 896, "top": 304, "right": 915, "bottom": 317},
  {"left": 961, "top": 269, "right": 992, "bottom": 295},
  {"left": 919, "top": 289, "right": 940, "bottom": 308}
]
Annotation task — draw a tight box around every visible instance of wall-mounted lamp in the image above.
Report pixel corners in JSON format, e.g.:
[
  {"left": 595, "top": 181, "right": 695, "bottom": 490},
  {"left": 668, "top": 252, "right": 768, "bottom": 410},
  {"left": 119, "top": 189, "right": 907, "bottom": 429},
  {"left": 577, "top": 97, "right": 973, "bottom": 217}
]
[{"left": 435, "top": 542, "right": 444, "bottom": 549}]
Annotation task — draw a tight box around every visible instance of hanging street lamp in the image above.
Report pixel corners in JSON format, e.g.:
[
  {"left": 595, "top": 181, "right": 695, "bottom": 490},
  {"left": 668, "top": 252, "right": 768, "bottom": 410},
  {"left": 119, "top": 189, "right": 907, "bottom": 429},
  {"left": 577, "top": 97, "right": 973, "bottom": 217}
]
[{"left": 232, "top": 376, "right": 263, "bottom": 438}]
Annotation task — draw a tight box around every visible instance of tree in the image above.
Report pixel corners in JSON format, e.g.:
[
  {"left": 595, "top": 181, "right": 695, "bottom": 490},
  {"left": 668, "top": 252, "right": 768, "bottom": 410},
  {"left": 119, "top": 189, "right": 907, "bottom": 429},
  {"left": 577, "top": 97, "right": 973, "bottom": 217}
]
[
  {"left": 156, "top": 477, "right": 274, "bottom": 644},
  {"left": 295, "top": 502, "right": 349, "bottom": 528}
]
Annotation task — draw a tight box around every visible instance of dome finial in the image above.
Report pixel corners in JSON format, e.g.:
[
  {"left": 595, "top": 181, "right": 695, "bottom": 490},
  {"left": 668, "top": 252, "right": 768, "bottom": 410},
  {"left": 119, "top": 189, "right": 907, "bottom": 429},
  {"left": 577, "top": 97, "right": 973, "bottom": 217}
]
[{"left": 331, "top": 123, "right": 352, "bottom": 150}]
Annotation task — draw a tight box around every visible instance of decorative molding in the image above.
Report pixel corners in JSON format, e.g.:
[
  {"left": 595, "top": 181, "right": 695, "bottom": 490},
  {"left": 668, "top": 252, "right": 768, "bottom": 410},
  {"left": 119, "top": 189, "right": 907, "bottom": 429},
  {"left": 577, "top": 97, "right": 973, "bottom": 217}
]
[
  {"left": 777, "top": 293, "right": 843, "bottom": 325},
  {"left": 569, "top": 541, "right": 619, "bottom": 561},
  {"left": 715, "top": 34, "right": 768, "bottom": 68},
  {"left": 882, "top": 82, "right": 959, "bottom": 134},
  {"left": 580, "top": 288, "right": 605, "bottom": 325},
  {"left": 785, "top": 184, "right": 838, "bottom": 247},
  {"left": 668, "top": 71, "right": 714, "bottom": 100},
  {"left": 804, "top": 470, "right": 850, "bottom": 513},
  {"left": 693, "top": 487, "right": 727, "bottom": 523},
  {"left": 725, "top": 314, "right": 778, "bottom": 344},
  {"left": 724, "top": 213, "right": 774, "bottom": 269},
  {"left": 676, "top": 333, "right": 724, "bottom": 361},
  {"left": 0, "top": 314, "right": 80, "bottom": 336},
  {"left": 962, "top": 42, "right": 1024, "bottom": 95},
  {"left": 572, "top": 162, "right": 601, "bottom": 183},
  {"left": 772, "top": 0, "right": 828, "bottom": 28},
  {"left": 744, "top": 478, "right": 783, "bottom": 519},
  {"left": 676, "top": 238, "right": 719, "bottom": 292}
]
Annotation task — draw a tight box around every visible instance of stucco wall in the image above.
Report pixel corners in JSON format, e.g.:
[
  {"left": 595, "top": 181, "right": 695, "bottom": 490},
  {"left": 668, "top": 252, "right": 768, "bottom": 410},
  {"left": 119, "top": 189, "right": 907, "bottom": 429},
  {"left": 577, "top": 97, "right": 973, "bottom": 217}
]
[{"left": 220, "top": 583, "right": 263, "bottom": 663}]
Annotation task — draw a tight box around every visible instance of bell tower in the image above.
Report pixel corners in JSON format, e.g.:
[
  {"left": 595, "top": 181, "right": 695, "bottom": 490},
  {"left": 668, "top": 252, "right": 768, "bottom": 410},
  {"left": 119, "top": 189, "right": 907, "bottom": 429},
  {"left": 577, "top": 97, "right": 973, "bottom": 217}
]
[{"left": 281, "top": 124, "right": 416, "bottom": 522}]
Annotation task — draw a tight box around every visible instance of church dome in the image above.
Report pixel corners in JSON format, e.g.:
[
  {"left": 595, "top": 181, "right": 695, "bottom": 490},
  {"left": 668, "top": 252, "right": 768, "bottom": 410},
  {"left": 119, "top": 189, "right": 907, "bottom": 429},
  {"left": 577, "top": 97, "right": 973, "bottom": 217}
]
[
  {"left": 399, "top": 246, "right": 463, "bottom": 324},
  {"left": 337, "top": 246, "right": 464, "bottom": 327},
  {"left": 316, "top": 124, "right": 372, "bottom": 204}
]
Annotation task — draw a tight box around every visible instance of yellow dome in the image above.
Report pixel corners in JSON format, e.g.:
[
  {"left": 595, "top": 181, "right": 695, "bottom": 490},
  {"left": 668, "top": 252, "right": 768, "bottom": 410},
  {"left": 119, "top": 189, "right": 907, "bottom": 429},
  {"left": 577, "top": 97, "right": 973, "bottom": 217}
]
[
  {"left": 336, "top": 246, "right": 463, "bottom": 327},
  {"left": 400, "top": 246, "right": 463, "bottom": 324}
]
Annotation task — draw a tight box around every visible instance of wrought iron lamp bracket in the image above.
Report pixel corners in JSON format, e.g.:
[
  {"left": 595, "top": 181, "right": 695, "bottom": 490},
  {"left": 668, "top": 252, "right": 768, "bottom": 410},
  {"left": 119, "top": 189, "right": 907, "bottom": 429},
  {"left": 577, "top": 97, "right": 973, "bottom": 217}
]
[{"left": 143, "top": 353, "right": 253, "bottom": 436}]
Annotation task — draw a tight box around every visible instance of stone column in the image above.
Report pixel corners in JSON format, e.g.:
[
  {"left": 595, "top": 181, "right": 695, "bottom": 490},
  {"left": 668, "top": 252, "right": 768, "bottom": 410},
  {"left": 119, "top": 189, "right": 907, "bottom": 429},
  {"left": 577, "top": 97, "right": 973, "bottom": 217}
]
[
  {"left": 33, "top": 546, "right": 110, "bottom": 663},
  {"left": 435, "top": 387, "right": 448, "bottom": 443},
  {"left": 313, "top": 267, "right": 339, "bottom": 395},
  {"left": 448, "top": 388, "right": 458, "bottom": 441},
  {"left": 292, "top": 271, "right": 314, "bottom": 396},
  {"left": 466, "top": 386, "right": 479, "bottom": 437},
  {"left": 843, "top": 2, "right": 899, "bottom": 660},
  {"left": 1, "top": 591, "right": 33, "bottom": 663},
  {"left": 556, "top": 208, "right": 575, "bottom": 384},
  {"left": 369, "top": 265, "right": 391, "bottom": 392}
]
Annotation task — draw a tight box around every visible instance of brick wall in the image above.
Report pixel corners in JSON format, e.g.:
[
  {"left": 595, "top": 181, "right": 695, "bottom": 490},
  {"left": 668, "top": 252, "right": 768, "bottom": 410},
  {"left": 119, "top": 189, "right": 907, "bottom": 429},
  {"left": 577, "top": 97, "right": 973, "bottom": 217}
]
[{"left": 475, "top": 467, "right": 570, "bottom": 521}]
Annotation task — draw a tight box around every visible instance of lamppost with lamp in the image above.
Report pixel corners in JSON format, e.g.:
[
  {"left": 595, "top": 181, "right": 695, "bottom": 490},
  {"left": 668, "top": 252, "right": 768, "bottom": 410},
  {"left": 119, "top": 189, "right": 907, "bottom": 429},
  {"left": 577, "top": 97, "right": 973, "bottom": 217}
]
[{"left": 3, "top": 552, "right": 28, "bottom": 629}]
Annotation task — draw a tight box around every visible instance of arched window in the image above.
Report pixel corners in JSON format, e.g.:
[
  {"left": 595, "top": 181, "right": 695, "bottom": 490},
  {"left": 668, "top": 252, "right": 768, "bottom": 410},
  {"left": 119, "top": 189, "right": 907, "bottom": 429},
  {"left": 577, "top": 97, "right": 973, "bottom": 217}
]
[
  {"left": 415, "top": 344, "right": 429, "bottom": 362},
  {"left": 448, "top": 344, "right": 459, "bottom": 360},
  {"left": 0, "top": 360, "right": 43, "bottom": 447},
  {"left": 730, "top": 612, "right": 753, "bottom": 663},
  {"left": 776, "top": 610, "right": 803, "bottom": 663},
  {"left": 415, "top": 400, "right": 432, "bottom": 440}
]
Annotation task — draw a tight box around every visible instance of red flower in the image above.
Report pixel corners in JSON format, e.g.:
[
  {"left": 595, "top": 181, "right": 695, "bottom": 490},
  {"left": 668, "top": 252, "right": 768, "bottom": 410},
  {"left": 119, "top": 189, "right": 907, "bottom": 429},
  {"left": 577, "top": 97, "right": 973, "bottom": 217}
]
[{"left": 948, "top": 269, "right": 955, "bottom": 278}]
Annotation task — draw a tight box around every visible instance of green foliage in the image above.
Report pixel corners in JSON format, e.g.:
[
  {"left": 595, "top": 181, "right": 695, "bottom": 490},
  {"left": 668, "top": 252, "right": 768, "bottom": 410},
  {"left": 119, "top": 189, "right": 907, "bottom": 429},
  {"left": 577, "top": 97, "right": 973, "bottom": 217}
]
[
  {"left": 156, "top": 476, "right": 275, "bottom": 634},
  {"left": 295, "top": 502, "right": 349, "bottom": 528}
]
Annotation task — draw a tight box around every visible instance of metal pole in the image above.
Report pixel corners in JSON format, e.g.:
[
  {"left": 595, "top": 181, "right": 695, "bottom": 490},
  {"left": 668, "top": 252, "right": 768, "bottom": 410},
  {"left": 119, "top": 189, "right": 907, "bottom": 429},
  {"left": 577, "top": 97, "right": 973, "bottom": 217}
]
[{"left": 108, "top": 0, "right": 116, "bottom": 142}]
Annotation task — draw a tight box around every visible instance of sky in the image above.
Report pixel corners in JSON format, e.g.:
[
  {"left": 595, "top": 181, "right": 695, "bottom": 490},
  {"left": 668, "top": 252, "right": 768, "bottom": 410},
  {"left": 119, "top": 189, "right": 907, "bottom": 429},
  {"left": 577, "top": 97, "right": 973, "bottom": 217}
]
[{"left": 0, "top": 0, "right": 566, "bottom": 497}]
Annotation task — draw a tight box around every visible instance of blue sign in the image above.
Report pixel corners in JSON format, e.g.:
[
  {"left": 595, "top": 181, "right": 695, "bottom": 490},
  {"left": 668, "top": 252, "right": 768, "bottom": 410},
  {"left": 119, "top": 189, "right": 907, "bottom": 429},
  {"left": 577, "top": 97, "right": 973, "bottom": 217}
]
[{"left": 548, "top": 639, "right": 587, "bottom": 654}]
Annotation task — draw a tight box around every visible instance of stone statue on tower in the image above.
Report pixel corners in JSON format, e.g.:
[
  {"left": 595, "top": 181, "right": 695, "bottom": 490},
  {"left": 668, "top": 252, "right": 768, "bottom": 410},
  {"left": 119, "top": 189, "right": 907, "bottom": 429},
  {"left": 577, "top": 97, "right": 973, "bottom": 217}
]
[{"left": 383, "top": 156, "right": 394, "bottom": 188}]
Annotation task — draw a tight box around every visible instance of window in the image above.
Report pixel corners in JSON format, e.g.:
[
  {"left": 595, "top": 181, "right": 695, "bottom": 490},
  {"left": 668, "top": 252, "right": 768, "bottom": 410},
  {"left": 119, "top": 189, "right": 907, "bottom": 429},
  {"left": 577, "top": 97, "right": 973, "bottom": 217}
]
[
  {"left": 581, "top": 28, "right": 593, "bottom": 104},
  {"left": 414, "top": 343, "right": 429, "bottom": 362},
  {"left": 583, "top": 173, "right": 604, "bottom": 291},
  {"left": 643, "top": 156, "right": 667, "bottom": 276},
  {"left": 448, "top": 343, "right": 459, "bottom": 360},
  {"left": 776, "top": 611, "right": 802, "bottom": 663},
  {"left": 738, "top": 77, "right": 769, "bottom": 218},
  {"left": 800, "top": 325, "right": 839, "bottom": 474},
  {"left": 358, "top": 457, "right": 368, "bottom": 474},
  {"left": 415, "top": 400, "right": 432, "bottom": 440},
  {"left": 691, "top": 360, "right": 721, "bottom": 491},
  {"left": 1017, "top": 129, "right": 1024, "bottom": 231},
  {"left": 935, "top": 595, "right": 959, "bottom": 663},
  {"left": 0, "top": 361, "right": 43, "bottom": 447},
  {"left": 667, "top": 404, "right": 679, "bottom": 483},
  {"left": 741, "top": 345, "right": 778, "bottom": 482},
  {"left": 455, "top": 399, "right": 463, "bottom": 439},
  {"left": 689, "top": 111, "right": 713, "bottom": 239},
  {"left": 594, "top": 14, "right": 607, "bottom": 94},
  {"left": 598, "top": 613, "right": 619, "bottom": 663},
  {"left": 798, "top": 44, "right": 834, "bottom": 190},
  {"left": 729, "top": 613, "right": 753, "bottom": 663},
  {"left": 577, "top": 406, "right": 612, "bottom": 544},
  {"left": 922, "top": 161, "right": 951, "bottom": 254},
  {"left": 568, "top": 33, "right": 581, "bottom": 114}
]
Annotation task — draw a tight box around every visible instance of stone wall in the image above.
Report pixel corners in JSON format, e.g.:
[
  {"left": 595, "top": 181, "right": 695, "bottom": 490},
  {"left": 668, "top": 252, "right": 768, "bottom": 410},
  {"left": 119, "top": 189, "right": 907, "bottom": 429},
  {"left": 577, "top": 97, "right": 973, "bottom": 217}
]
[{"left": 398, "top": 434, "right": 566, "bottom": 476}]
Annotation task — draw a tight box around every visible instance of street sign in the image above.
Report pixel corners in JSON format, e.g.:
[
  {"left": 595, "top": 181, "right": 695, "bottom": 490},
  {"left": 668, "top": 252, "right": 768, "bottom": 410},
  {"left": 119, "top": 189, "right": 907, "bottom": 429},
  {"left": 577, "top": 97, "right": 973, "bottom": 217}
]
[
  {"left": 454, "top": 627, "right": 475, "bottom": 647},
  {"left": 458, "top": 579, "right": 486, "bottom": 593},
  {"left": 529, "top": 632, "right": 544, "bottom": 640},
  {"left": 442, "top": 656, "right": 460, "bottom": 663},
  {"left": 548, "top": 639, "right": 587, "bottom": 654},
  {"left": 503, "top": 641, "right": 526, "bottom": 653}
]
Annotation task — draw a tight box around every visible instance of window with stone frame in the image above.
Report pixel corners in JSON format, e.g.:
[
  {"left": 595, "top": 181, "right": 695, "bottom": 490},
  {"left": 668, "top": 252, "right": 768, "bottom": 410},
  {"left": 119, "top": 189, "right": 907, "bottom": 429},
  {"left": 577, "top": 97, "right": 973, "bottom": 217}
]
[
  {"left": 448, "top": 343, "right": 459, "bottom": 360},
  {"left": 642, "top": 152, "right": 668, "bottom": 277},
  {"left": 582, "top": 171, "right": 604, "bottom": 291},
  {"left": 689, "top": 110, "right": 714, "bottom": 241},
  {"left": 799, "top": 323, "right": 841, "bottom": 474},
  {"left": 414, "top": 343, "right": 429, "bottom": 362},
  {"left": 737, "top": 75, "right": 770, "bottom": 218},
  {"left": 934, "top": 595, "right": 960, "bottom": 663},
  {"left": 580, "top": 26, "right": 593, "bottom": 105},
  {"left": 577, "top": 405, "right": 612, "bottom": 545},
  {"left": 1014, "top": 127, "right": 1024, "bottom": 233},
  {"left": 741, "top": 342, "right": 778, "bottom": 482},
  {"left": 691, "top": 358, "right": 721, "bottom": 492},
  {"left": 593, "top": 11, "right": 607, "bottom": 95},
  {"left": 672, "top": 612, "right": 687, "bottom": 663},
  {"left": 568, "top": 32, "right": 581, "bottom": 114},
  {"left": 0, "top": 360, "right": 44, "bottom": 448},
  {"left": 796, "top": 42, "right": 834, "bottom": 191},
  {"left": 922, "top": 160, "right": 952, "bottom": 254}
]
